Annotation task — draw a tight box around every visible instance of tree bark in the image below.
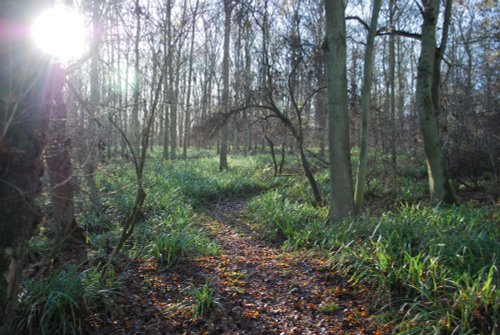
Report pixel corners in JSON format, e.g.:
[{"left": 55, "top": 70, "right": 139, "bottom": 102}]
[
  {"left": 388, "top": 0, "right": 397, "bottom": 170},
  {"left": 162, "top": 0, "right": 172, "bottom": 160},
  {"left": 354, "top": 0, "right": 382, "bottom": 213},
  {"left": 170, "top": 51, "right": 181, "bottom": 160},
  {"left": 219, "top": 0, "right": 232, "bottom": 171},
  {"left": 45, "top": 64, "right": 83, "bottom": 244},
  {"left": 325, "top": 0, "right": 354, "bottom": 221},
  {"left": 416, "top": 0, "right": 456, "bottom": 204},
  {"left": 183, "top": 1, "right": 198, "bottom": 159},
  {"left": 131, "top": 0, "right": 142, "bottom": 150},
  {"left": 0, "top": 2, "right": 50, "bottom": 332},
  {"left": 84, "top": 0, "right": 101, "bottom": 206}
]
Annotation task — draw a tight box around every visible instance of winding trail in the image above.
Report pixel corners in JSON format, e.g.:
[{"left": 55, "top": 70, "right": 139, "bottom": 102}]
[{"left": 92, "top": 198, "right": 390, "bottom": 335}]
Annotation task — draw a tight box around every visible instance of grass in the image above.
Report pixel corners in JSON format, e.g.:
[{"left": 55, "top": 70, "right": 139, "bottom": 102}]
[
  {"left": 27, "top": 228, "right": 49, "bottom": 262},
  {"left": 80, "top": 154, "right": 275, "bottom": 267},
  {"left": 248, "top": 189, "right": 328, "bottom": 246},
  {"left": 20, "top": 152, "right": 274, "bottom": 333},
  {"left": 24, "top": 148, "right": 497, "bottom": 334},
  {"left": 146, "top": 226, "right": 219, "bottom": 266},
  {"left": 248, "top": 174, "right": 499, "bottom": 334},
  {"left": 190, "top": 282, "right": 217, "bottom": 319},
  {"left": 148, "top": 155, "right": 273, "bottom": 206},
  {"left": 318, "top": 303, "right": 341, "bottom": 315},
  {"left": 14, "top": 265, "right": 118, "bottom": 335}
]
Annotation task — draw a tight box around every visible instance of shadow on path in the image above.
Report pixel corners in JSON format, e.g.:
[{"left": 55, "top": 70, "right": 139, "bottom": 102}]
[{"left": 91, "top": 198, "right": 390, "bottom": 335}]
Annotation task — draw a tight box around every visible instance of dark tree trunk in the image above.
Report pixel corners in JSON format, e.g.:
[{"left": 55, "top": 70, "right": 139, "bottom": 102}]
[
  {"left": 0, "top": 2, "right": 51, "bottom": 332},
  {"left": 279, "top": 142, "right": 286, "bottom": 175},
  {"left": 265, "top": 135, "right": 279, "bottom": 176},
  {"left": 45, "top": 65, "right": 83, "bottom": 244}
]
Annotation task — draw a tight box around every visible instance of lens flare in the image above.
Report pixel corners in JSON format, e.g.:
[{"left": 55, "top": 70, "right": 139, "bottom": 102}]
[{"left": 31, "top": 7, "right": 86, "bottom": 62}]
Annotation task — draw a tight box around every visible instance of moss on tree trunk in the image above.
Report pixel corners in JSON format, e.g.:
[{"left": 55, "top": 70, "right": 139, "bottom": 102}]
[{"left": 416, "top": 0, "right": 457, "bottom": 204}]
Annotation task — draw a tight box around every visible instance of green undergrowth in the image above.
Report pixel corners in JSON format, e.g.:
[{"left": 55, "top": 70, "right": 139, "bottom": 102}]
[
  {"left": 19, "top": 153, "right": 275, "bottom": 333},
  {"left": 24, "top": 148, "right": 496, "bottom": 333},
  {"left": 249, "top": 186, "right": 499, "bottom": 334},
  {"left": 14, "top": 266, "right": 118, "bottom": 335},
  {"left": 149, "top": 155, "right": 274, "bottom": 206},
  {"left": 190, "top": 281, "right": 218, "bottom": 319},
  {"left": 248, "top": 189, "right": 329, "bottom": 246},
  {"left": 82, "top": 154, "right": 274, "bottom": 268}
]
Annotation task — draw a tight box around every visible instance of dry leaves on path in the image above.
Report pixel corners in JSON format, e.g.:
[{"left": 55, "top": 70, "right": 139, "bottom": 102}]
[{"left": 89, "top": 199, "right": 391, "bottom": 335}]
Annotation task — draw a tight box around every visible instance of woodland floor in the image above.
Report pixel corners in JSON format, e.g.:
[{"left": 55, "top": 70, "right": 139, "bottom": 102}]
[{"left": 90, "top": 198, "right": 391, "bottom": 335}]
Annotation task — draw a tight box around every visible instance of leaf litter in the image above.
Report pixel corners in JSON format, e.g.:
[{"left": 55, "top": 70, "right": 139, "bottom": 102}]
[{"left": 89, "top": 199, "right": 391, "bottom": 334}]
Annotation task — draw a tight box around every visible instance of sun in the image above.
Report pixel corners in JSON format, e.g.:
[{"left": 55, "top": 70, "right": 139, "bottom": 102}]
[{"left": 31, "top": 7, "right": 87, "bottom": 62}]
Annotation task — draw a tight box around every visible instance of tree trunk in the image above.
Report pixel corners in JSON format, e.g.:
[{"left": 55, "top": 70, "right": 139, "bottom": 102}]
[
  {"left": 264, "top": 135, "right": 278, "bottom": 176},
  {"left": 354, "top": 0, "right": 381, "bottom": 213},
  {"left": 85, "top": 0, "right": 101, "bottom": 206},
  {"left": 45, "top": 65, "right": 83, "bottom": 244},
  {"left": 388, "top": 0, "right": 397, "bottom": 170},
  {"left": 299, "top": 144, "right": 322, "bottom": 205},
  {"left": 170, "top": 52, "right": 181, "bottom": 160},
  {"left": 278, "top": 141, "right": 286, "bottom": 175},
  {"left": 416, "top": 0, "right": 456, "bottom": 204},
  {"left": 131, "top": 0, "right": 142, "bottom": 150},
  {"left": 182, "top": 1, "right": 198, "bottom": 159},
  {"left": 325, "top": 0, "right": 354, "bottom": 221},
  {"left": 315, "top": 68, "right": 327, "bottom": 158},
  {"left": 219, "top": 0, "right": 232, "bottom": 171},
  {"left": 162, "top": 0, "right": 172, "bottom": 160},
  {"left": 169, "top": 47, "right": 180, "bottom": 160},
  {"left": 0, "top": 2, "right": 50, "bottom": 332}
]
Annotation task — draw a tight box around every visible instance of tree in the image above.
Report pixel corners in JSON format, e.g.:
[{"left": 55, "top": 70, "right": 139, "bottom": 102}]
[
  {"left": 309, "top": 1, "right": 327, "bottom": 159},
  {"left": 249, "top": 0, "right": 323, "bottom": 204},
  {"left": 324, "top": 0, "right": 354, "bottom": 221},
  {"left": 353, "top": 0, "right": 382, "bottom": 212},
  {"left": 162, "top": 0, "right": 172, "bottom": 160},
  {"left": 104, "top": 49, "right": 169, "bottom": 279},
  {"left": 416, "top": 0, "right": 456, "bottom": 204},
  {"left": 0, "top": 1, "right": 51, "bottom": 332},
  {"left": 45, "top": 64, "right": 83, "bottom": 244},
  {"left": 387, "top": 0, "right": 398, "bottom": 170},
  {"left": 131, "top": 0, "right": 142, "bottom": 152},
  {"left": 219, "top": 0, "right": 232, "bottom": 171},
  {"left": 182, "top": 0, "right": 199, "bottom": 159},
  {"left": 82, "top": 0, "right": 102, "bottom": 206}
]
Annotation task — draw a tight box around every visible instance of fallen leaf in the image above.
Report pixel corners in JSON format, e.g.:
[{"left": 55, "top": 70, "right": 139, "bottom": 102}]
[{"left": 245, "top": 310, "right": 260, "bottom": 318}]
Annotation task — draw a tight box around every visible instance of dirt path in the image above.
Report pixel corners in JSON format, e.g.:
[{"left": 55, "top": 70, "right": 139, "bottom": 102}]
[{"left": 92, "top": 199, "right": 390, "bottom": 335}]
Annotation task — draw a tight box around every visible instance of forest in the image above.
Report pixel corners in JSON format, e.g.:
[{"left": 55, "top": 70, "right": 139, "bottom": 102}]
[{"left": 0, "top": 0, "right": 498, "bottom": 334}]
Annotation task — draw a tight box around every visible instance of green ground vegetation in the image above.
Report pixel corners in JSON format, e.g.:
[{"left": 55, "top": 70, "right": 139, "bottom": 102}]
[
  {"left": 18, "top": 149, "right": 498, "bottom": 334},
  {"left": 247, "top": 149, "right": 499, "bottom": 335}
]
